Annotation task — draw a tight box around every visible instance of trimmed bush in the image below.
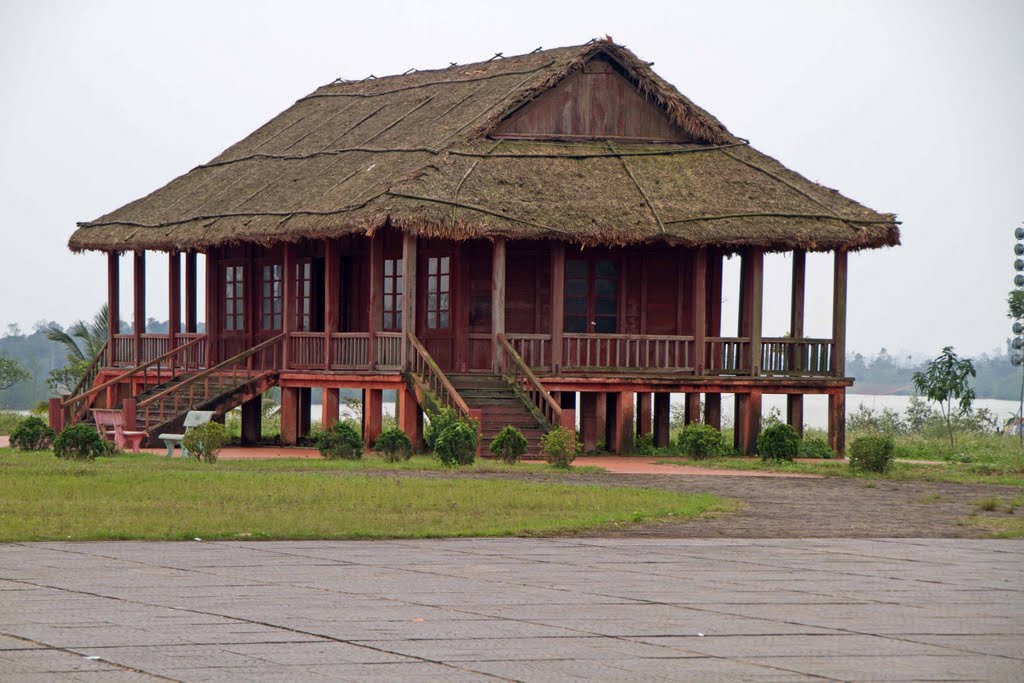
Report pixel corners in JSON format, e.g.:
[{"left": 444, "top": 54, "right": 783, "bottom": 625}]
[
  {"left": 53, "top": 423, "right": 106, "bottom": 460},
  {"left": 10, "top": 416, "right": 56, "bottom": 451},
  {"left": 434, "top": 421, "right": 478, "bottom": 466},
  {"left": 849, "top": 434, "right": 895, "bottom": 473},
  {"left": 317, "top": 421, "right": 364, "bottom": 460},
  {"left": 677, "top": 424, "right": 724, "bottom": 460},
  {"left": 489, "top": 425, "right": 528, "bottom": 464},
  {"left": 756, "top": 423, "right": 801, "bottom": 462},
  {"left": 540, "top": 426, "right": 580, "bottom": 468},
  {"left": 799, "top": 435, "right": 835, "bottom": 460},
  {"left": 424, "top": 406, "right": 459, "bottom": 451},
  {"left": 183, "top": 421, "right": 228, "bottom": 464},
  {"left": 374, "top": 427, "right": 414, "bottom": 462}
]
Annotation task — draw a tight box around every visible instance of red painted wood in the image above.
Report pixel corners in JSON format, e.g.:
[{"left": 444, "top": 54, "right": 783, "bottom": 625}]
[
  {"left": 185, "top": 252, "right": 197, "bottom": 333},
  {"left": 832, "top": 250, "right": 847, "bottom": 378},
  {"left": 653, "top": 392, "right": 670, "bottom": 448},
  {"left": 133, "top": 251, "right": 145, "bottom": 366},
  {"left": 550, "top": 243, "right": 565, "bottom": 372},
  {"left": 636, "top": 392, "right": 652, "bottom": 437},
  {"left": 168, "top": 253, "right": 180, "bottom": 352},
  {"left": 364, "top": 388, "right": 382, "bottom": 445},
  {"left": 204, "top": 249, "right": 219, "bottom": 366},
  {"left": 828, "top": 390, "right": 846, "bottom": 456},
  {"left": 107, "top": 252, "right": 119, "bottom": 363}
]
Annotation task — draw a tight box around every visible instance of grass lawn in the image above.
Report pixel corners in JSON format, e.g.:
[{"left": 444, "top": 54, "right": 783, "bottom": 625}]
[
  {"left": 963, "top": 495, "right": 1024, "bottom": 538},
  {"left": 0, "top": 450, "right": 733, "bottom": 542}
]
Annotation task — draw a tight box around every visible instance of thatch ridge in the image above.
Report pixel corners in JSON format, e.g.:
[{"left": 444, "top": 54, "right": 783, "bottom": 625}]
[{"left": 69, "top": 39, "right": 899, "bottom": 253}]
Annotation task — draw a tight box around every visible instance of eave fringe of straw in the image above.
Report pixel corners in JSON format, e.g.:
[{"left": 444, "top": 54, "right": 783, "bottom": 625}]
[{"left": 662, "top": 212, "right": 897, "bottom": 225}]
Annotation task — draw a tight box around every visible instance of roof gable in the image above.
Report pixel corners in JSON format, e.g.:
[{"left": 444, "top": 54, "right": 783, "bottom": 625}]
[{"left": 492, "top": 55, "right": 694, "bottom": 143}]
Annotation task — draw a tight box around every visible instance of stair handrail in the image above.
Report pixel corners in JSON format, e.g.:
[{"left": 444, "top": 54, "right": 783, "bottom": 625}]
[
  {"left": 497, "top": 333, "right": 562, "bottom": 429},
  {"left": 136, "top": 334, "right": 284, "bottom": 425},
  {"left": 62, "top": 335, "right": 206, "bottom": 424},
  {"left": 405, "top": 332, "right": 474, "bottom": 421}
]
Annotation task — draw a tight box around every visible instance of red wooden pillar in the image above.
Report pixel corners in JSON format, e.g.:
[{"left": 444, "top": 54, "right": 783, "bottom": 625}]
[
  {"left": 185, "top": 252, "right": 198, "bottom": 334},
  {"left": 704, "top": 248, "right": 723, "bottom": 429},
  {"left": 636, "top": 392, "right": 652, "bottom": 438},
  {"left": 241, "top": 394, "right": 261, "bottom": 445},
  {"left": 788, "top": 249, "right": 806, "bottom": 435},
  {"left": 280, "top": 386, "right": 298, "bottom": 446},
  {"left": 364, "top": 389, "right": 383, "bottom": 446},
  {"left": 595, "top": 392, "right": 608, "bottom": 449},
  {"left": 739, "top": 247, "right": 764, "bottom": 376},
  {"left": 704, "top": 394, "right": 722, "bottom": 430},
  {"left": 322, "top": 388, "right": 339, "bottom": 430},
  {"left": 580, "top": 392, "right": 599, "bottom": 452},
  {"left": 48, "top": 397, "right": 64, "bottom": 433},
  {"left": 492, "top": 237, "right": 506, "bottom": 372},
  {"left": 610, "top": 391, "right": 634, "bottom": 454},
  {"left": 399, "top": 386, "right": 421, "bottom": 447},
  {"left": 550, "top": 243, "right": 565, "bottom": 373},
  {"left": 107, "top": 251, "right": 119, "bottom": 365},
  {"left": 282, "top": 243, "right": 296, "bottom": 370},
  {"left": 368, "top": 232, "right": 383, "bottom": 370},
  {"left": 558, "top": 391, "right": 576, "bottom": 432},
  {"left": 685, "top": 393, "right": 701, "bottom": 424},
  {"left": 692, "top": 248, "right": 707, "bottom": 374},
  {"left": 400, "top": 233, "right": 417, "bottom": 367},
  {"left": 168, "top": 252, "right": 180, "bottom": 353},
  {"left": 324, "top": 239, "right": 340, "bottom": 371},
  {"left": 204, "top": 249, "right": 219, "bottom": 366},
  {"left": 653, "top": 392, "right": 671, "bottom": 448},
  {"left": 123, "top": 397, "right": 137, "bottom": 431},
  {"left": 734, "top": 391, "right": 762, "bottom": 455},
  {"left": 132, "top": 251, "right": 145, "bottom": 366},
  {"left": 832, "top": 249, "right": 848, "bottom": 378},
  {"left": 828, "top": 390, "right": 846, "bottom": 457}
]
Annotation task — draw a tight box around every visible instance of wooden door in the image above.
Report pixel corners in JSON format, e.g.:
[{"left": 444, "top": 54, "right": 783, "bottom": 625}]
[
  {"left": 418, "top": 248, "right": 455, "bottom": 371},
  {"left": 220, "top": 261, "right": 248, "bottom": 361},
  {"left": 564, "top": 256, "right": 618, "bottom": 334}
]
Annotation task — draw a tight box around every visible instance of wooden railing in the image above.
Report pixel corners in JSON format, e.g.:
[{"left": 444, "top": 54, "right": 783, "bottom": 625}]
[
  {"left": 176, "top": 333, "right": 207, "bottom": 367},
  {"left": 705, "top": 337, "right": 751, "bottom": 375},
  {"left": 505, "top": 334, "right": 552, "bottom": 371},
  {"left": 406, "top": 332, "right": 476, "bottom": 423},
  {"left": 374, "top": 331, "right": 403, "bottom": 370},
  {"left": 762, "top": 338, "right": 833, "bottom": 376},
  {"left": 140, "top": 334, "right": 168, "bottom": 364},
  {"left": 331, "top": 333, "right": 370, "bottom": 369},
  {"left": 62, "top": 335, "right": 208, "bottom": 426},
  {"left": 137, "top": 334, "right": 283, "bottom": 428},
  {"left": 563, "top": 334, "right": 695, "bottom": 372},
  {"left": 62, "top": 340, "right": 109, "bottom": 424},
  {"left": 289, "top": 332, "right": 326, "bottom": 369},
  {"left": 497, "top": 334, "right": 561, "bottom": 429},
  {"left": 112, "top": 334, "right": 134, "bottom": 366}
]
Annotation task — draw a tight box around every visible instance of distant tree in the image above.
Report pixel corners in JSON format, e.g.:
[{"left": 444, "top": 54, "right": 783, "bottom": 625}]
[
  {"left": 45, "top": 305, "right": 109, "bottom": 394},
  {"left": 912, "top": 346, "right": 976, "bottom": 448},
  {"left": 0, "top": 356, "right": 31, "bottom": 391}
]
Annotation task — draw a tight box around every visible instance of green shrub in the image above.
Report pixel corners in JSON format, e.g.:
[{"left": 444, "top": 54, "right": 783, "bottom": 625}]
[
  {"left": 183, "top": 421, "right": 228, "bottom": 464},
  {"left": 489, "top": 425, "right": 529, "bottom": 464},
  {"left": 757, "top": 423, "right": 801, "bottom": 462},
  {"left": 374, "top": 427, "right": 413, "bottom": 462},
  {"left": 849, "top": 434, "right": 895, "bottom": 473},
  {"left": 424, "top": 406, "right": 460, "bottom": 451},
  {"left": 317, "top": 421, "right": 364, "bottom": 460},
  {"left": 53, "top": 423, "right": 107, "bottom": 460},
  {"left": 634, "top": 433, "right": 656, "bottom": 455},
  {"left": 798, "top": 435, "right": 835, "bottom": 460},
  {"left": 540, "top": 426, "right": 580, "bottom": 468},
  {"left": 677, "top": 424, "right": 724, "bottom": 460},
  {"left": 434, "top": 421, "right": 478, "bottom": 466},
  {"left": 10, "top": 416, "right": 56, "bottom": 451}
]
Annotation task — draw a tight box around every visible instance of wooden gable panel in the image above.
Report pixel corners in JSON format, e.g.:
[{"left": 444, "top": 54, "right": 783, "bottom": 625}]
[{"left": 493, "top": 57, "right": 693, "bottom": 143}]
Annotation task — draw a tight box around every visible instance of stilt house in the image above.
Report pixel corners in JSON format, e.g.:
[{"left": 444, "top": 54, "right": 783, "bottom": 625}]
[{"left": 57, "top": 39, "right": 900, "bottom": 455}]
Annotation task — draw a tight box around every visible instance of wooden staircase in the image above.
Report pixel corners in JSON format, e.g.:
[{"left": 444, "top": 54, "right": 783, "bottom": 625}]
[{"left": 447, "top": 374, "right": 548, "bottom": 458}]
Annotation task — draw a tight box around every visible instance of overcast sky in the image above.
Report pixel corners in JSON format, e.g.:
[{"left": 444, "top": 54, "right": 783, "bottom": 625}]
[{"left": 0, "top": 0, "right": 1020, "bottom": 359}]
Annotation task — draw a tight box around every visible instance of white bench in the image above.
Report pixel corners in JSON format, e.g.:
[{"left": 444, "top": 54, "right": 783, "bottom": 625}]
[{"left": 159, "top": 411, "right": 215, "bottom": 458}]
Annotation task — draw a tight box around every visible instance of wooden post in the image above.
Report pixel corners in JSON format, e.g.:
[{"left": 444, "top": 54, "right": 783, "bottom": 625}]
[
  {"left": 324, "top": 239, "right": 340, "bottom": 371},
  {"left": 692, "top": 248, "right": 707, "bottom": 374},
  {"left": 282, "top": 243, "right": 296, "bottom": 370},
  {"left": 791, "top": 249, "right": 806, "bottom": 367},
  {"left": 399, "top": 386, "right": 420, "bottom": 446},
  {"left": 734, "top": 391, "right": 761, "bottom": 455},
  {"left": 132, "top": 251, "right": 145, "bottom": 366},
  {"left": 204, "top": 249, "right": 219, "bottom": 367},
  {"left": 707, "top": 248, "right": 723, "bottom": 340},
  {"left": 685, "top": 393, "right": 701, "bottom": 425},
  {"left": 123, "top": 397, "right": 137, "bottom": 431},
  {"left": 636, "top": 392, "right": 652, "bottom": 438},
  {"left": 280, "top": 386, "right": 298, "bottom": 446},
  {"left": 739, "top": 247, "right": 764, "bottom": 376},
  {"left": 241, "top": 394, "right": 261, "bottom": 445},
  {"left": 492, "top": 237, "right": 506, "bottom": 373},
  {"left": 653, "top": 392, "right": 671, "bottom": 448},
  {"left": 558, "top": 391, "right": 576, "bottom": 432},
  {"left": 168, "top": 252, "right": 180, "bottom": 353},
  {"left": 364, "top": 389, "right": 383, "bottom": 446},
  {"left": 611, "top": 391, "right": 634, "bottom": 454},
  {"left": 832, "top": 249, "right": 847, "bottom": 378},
  {"left": 185, "top": 252, "right": 198, "bottom": 333},
  {"left": 400, "top": 232, "right": 417, "bottom": 368},
  {"left": 321, "top": 388, "right": 339, "bottom": 430},
  {"left": 828, "top": 390, "right": 846, "bottom": 457},
  {"left": 550, "top": 242, "right": 565, "bottom": 373},
  {"left": 787, "top": 395, "right": 804, "bottom": 437},
  {"left": 368, "top": 232, "right": 383, "bottom": 370},
  {"left": 595, "top": 392, "right": 608, "bottom": 450},
  {"left": 705, "top": 393, "right": 722, "bottom": 430},
  {"left": 297, "top": 388, "right": 312, "bottom": 439},
  {"left": 107, "top": 251, "right": 119, "bottom": 365},
  {"left": 48, "top": 397, "right": 64, "bottom": 433},
  {"left": 580, "top": 392, "right": 599, "bottom": 452}
]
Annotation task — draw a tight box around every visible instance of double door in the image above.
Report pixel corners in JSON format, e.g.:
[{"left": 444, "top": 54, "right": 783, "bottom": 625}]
[{"left": 564, "top": 256, "right": 618, "bottom": 334}]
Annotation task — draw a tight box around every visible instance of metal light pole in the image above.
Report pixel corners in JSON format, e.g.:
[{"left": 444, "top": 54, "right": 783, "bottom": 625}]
[{"left": 1012, "top": 226, "right": 1024, "bottom": 445}]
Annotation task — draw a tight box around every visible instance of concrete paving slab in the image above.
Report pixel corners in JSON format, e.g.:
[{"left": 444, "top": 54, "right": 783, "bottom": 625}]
[{"left": 0, "top": 538, "right": 1021, "bottom": 681}]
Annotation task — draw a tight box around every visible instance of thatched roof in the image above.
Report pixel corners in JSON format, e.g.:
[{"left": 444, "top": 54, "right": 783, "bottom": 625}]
[{"left": 69, "top": 39, "right": 899, "bottom": 253}]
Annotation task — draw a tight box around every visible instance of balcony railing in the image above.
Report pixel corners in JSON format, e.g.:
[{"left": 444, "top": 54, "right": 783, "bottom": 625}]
[
  {"left": 761, "top": 337, "right": 833, "bottom": 376},
  {"left": 705, "top": 337, "right": 752, "bottom": 375},
  {"left": 563, "top": 334, "right": 696, "bottom": 372}
]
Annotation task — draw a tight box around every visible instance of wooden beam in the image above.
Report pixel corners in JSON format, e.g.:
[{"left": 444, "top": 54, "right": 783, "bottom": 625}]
[
  {"left": 204, "top": 249, "right": 219, "bottom": 366},
  {"left": 398, "top": 385, "right": 421, "bottom": 446},
  {"left": 184, "top": 252, "right": 198, "bottom": 333},
  {"left": 791, "top": 249, "right": 806, "bottom": 338},
  {"left": 368, "top": 232, "right": 383, "bottom": 370},
  {"left": 832, "top": 249, "right": 847, "bottom": 377},
  {"left": 739, "top": 247, "right": 764, "bottom": 376},
  {"left": 107, "top": 252, "right": 119, "bottom": 361},
  {"left": 322, "top": 387, "right": 339, "bottom": 430},
  {"left": 787, "top": 394, "right": 804, "bottom": 436},
  {"left": 280, "top": 386, "right": 298, "bottom": 446},
  {"left": 612, "top": 391, "right": 634, "bottom": 454},
  {"left": 550, "top": 242, "right": 565, "bottom": 372},
  {"left": 828, "top": 390, "right": 846, "bottom": 457},
  {"left": 168, "top": 252, "right": 180, "bottom": 352},
  {"left": 401, "top": 232, "right": 417, "bottom": 368},
  {"left": 132, "top": 251, "right": 145, "bottom": 366},
  {"left": 324, "top": 239, "right": 340, "bottom": 371},
  {"left": 692, "top": 248, "right": 707, "bottom": 374},
  {"left": 282, "top": 242, "right": 296, "bottom": 369},
  {"left": 492, "top": 237, "right": 506, "bottom": 372}
]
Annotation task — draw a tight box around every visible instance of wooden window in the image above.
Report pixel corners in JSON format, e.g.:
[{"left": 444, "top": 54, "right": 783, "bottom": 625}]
[
  {"left": 564, "top": 259, "right": 588, "bottom": 333},
  {"left": 223, "top": 264, "right": 244, "bottom": 332},
  {"left": 294, "top": 259, "right": 313, "bottom": 331},
  {"left": 593, "top": 259, "right": 618, "bottom": 333},
  {"left": 260, "top": 264, "right": 283, "bottom": 331},
  {"left": 564, "top": 257, "right": 617, "bottom": 333},
  {"left": 425, "top": 256, "right": 450, "bottom": 329},
  {"left": 383, "top": 257, "right": 403, "bottom": 330}
]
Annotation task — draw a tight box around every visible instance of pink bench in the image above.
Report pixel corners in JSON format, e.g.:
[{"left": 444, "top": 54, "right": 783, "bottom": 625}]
[{"left": 92, "top": 409, "right": 147, "bottom": 453}]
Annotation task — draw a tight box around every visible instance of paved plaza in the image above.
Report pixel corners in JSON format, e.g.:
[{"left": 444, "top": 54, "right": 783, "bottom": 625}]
[{"left": 0, "top": 538, "right": 1022, "bottom": 681}]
